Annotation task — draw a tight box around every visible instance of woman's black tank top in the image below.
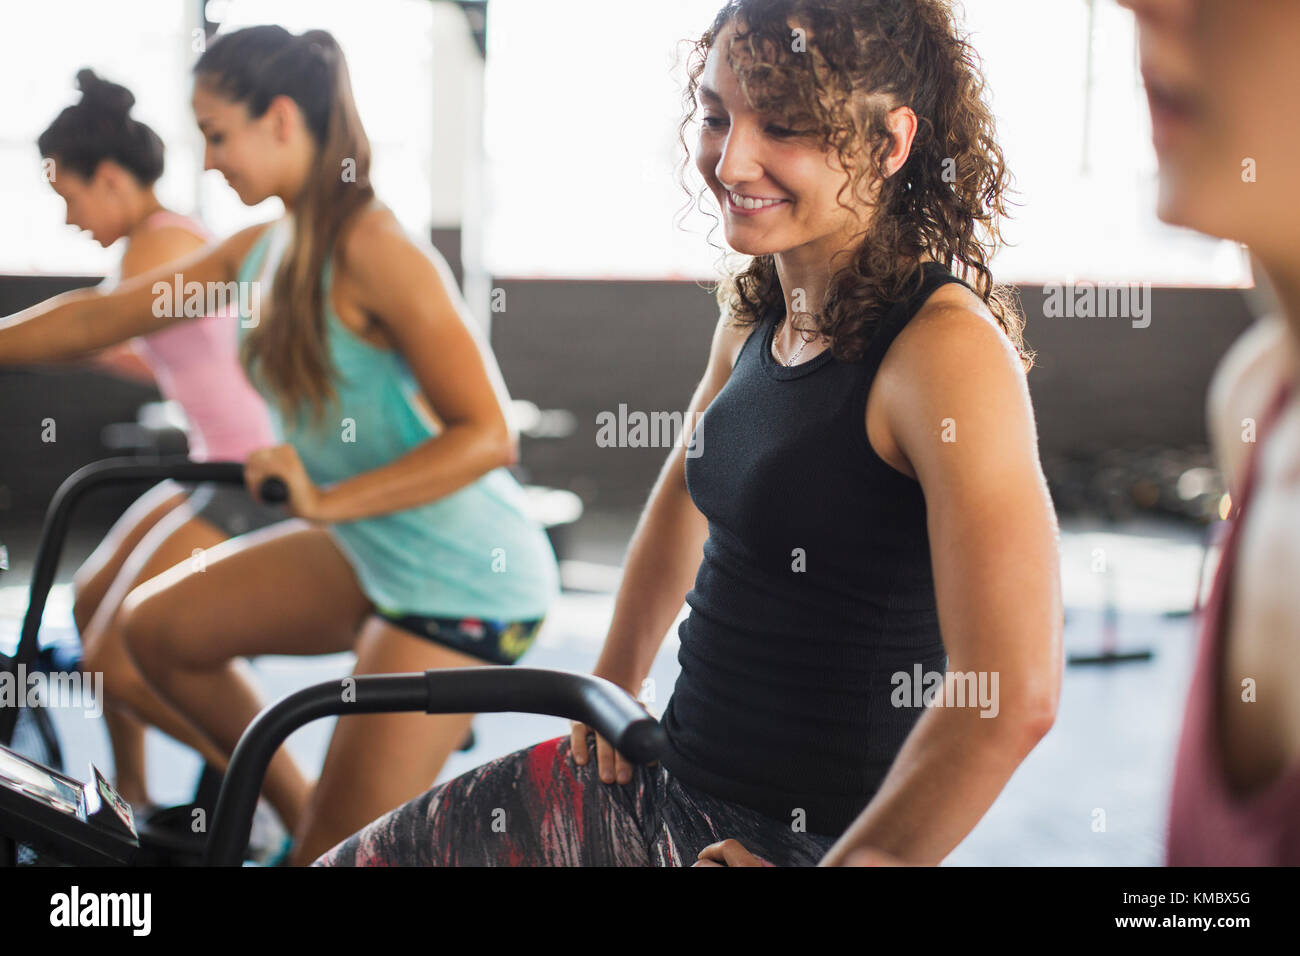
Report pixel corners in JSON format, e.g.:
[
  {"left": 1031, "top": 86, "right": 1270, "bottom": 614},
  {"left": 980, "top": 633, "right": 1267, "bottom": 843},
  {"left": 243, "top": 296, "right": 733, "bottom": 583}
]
[{"left": 659, "top": 262, "right": 974, "bottom": 837}]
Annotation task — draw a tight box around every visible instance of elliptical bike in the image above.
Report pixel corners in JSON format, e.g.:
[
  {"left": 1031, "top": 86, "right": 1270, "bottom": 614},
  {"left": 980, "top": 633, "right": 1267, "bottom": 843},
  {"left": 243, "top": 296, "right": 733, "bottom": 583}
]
[
  {"left": 1, "top": 456, "right": 646, "bottom": 865},
  {"left": 0, "top": 661, "right": 663, "bottom": 866},
  {"left": 0, "top": 457, "right": 291, "bottom": 863}
]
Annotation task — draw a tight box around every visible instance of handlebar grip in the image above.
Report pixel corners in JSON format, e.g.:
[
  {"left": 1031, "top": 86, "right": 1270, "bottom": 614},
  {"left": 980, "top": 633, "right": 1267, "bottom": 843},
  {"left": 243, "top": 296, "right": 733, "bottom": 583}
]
[{"left": 258, "top": 477, "right": 289, "bottom": 504}]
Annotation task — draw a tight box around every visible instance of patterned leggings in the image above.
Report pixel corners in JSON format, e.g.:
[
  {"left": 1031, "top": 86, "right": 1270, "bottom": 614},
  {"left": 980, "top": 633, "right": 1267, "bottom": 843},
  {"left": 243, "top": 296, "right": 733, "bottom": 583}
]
[{"left": 314, "top": 734, "right": 839, "bottom": 866}]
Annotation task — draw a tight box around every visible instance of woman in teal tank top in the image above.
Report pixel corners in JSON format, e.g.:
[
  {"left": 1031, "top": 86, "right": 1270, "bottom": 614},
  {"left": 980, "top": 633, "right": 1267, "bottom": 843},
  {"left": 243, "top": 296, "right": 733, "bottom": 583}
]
[
  {"left": 0, "top": 25, "right": 558, "bottom": 865},
  {"left": 236, "top": 216, "right": 558, "bottom": 629}
]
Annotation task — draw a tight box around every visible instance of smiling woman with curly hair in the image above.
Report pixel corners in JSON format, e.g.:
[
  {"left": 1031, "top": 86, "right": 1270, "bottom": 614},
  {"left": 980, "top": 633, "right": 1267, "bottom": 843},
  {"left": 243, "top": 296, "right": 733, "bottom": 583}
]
[
  {"left": 678, "top": 0, "right": 1030, "bottom": 370},
  {"left": 315, "top": 0, "right": 1062, "bottom": 868}
]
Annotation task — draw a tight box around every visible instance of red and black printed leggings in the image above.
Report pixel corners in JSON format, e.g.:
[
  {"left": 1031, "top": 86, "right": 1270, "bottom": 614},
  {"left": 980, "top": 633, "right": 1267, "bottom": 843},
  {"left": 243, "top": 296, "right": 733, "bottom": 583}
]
[{"left": 313, "top": 733, "right": 839, "bottom": 866}]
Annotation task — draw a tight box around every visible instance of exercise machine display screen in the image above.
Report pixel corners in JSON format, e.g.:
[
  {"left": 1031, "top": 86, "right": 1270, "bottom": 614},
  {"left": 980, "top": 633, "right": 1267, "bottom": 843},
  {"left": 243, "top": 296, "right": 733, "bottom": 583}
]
[{"left": 87, "top": 764, "right": 135, "bottom": 834}]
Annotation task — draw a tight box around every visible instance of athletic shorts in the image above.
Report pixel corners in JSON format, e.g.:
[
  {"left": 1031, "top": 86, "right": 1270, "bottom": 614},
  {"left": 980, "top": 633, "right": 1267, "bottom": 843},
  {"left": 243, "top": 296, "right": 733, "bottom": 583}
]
[
  {"left": 372, "top": 611, "right": 545, "bottom": 665},
  {"left": 163, "top": 479, "right": 543, "bottom": 663},
  {"left": 170, "top": 479, "right": 288, "bottom": 538},
  {"left": 314, "top": 732, "right": 839, "bottom": 867}
]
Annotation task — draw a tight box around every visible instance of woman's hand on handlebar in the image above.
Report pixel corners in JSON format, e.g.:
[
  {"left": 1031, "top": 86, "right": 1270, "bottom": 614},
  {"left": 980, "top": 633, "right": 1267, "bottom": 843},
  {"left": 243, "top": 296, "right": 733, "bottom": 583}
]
[
  {"left": 244, "top": 443, "right": 323, "bottom": 521},
  {"left": 569, "top": 673, "right": 656, "bottom": 785},
  {"left": 570, "top": 720, "right": 638, "bottom": 784}
]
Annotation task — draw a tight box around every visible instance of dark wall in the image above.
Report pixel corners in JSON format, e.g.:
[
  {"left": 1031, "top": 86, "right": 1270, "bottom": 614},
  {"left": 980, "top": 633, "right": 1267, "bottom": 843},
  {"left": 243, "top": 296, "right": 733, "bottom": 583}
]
[
  {"left": 489, "top": 279, "right": 1257, "bottom": 509},
  {"left": 0, "top": 275, "right": 164, "bottom": 524},
  {"left": 1015, "top": 284, "right": 1254, "bottom": 455},
  {"left": 0, "top": 270, "right": 1259, "bottom": 523}
]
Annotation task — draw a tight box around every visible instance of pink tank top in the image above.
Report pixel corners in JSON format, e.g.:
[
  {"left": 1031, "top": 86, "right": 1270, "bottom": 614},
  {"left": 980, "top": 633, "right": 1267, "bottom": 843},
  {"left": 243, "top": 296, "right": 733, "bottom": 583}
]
[
  {"left": 125, "top": 210, "right": 275, "bottom": 463},
  {"left": 1166, "top": 377, "right": 1300, "bottom": 865}
]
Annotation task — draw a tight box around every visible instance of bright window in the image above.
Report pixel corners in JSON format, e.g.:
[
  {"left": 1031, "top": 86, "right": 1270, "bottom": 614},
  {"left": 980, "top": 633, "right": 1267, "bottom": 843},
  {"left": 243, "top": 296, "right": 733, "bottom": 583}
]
[
  {"left": 1, "top": 0, "right": 1251, "bottom": 286},
  {"left": 0, "top": 0, "right": 197, "bottom": 274},
  {"left": 0, "top": 0, "right": 435, "bottom": 274},
  {"left": 482, "top": 0, "right": 1250, "bottom": 285},
  {"left": 201, "top": 0, "right": 436, "bottom": 241},
  {"left": 958, "top": 0, "right": 1249, "bottom": 286}
]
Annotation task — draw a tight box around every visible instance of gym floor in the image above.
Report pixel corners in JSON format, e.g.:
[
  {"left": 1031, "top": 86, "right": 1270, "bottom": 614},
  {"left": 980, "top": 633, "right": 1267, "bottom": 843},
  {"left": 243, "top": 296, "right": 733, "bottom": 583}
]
[{"left": 0, "top": 506, "right": 1208, "bottom": 866}]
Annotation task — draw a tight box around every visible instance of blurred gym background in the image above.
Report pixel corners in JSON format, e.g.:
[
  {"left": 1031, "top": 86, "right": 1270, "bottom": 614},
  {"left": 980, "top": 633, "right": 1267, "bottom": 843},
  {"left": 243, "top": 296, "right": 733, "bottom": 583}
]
[{"left": 0, "top": 0, "right": 1266, "bottom": 864}]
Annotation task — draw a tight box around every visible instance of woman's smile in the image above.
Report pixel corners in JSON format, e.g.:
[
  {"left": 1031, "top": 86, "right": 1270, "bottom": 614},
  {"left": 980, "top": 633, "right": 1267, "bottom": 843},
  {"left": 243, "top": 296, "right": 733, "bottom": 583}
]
[{"left": 725, "top": 188, "right": 791, "bottom": 217}]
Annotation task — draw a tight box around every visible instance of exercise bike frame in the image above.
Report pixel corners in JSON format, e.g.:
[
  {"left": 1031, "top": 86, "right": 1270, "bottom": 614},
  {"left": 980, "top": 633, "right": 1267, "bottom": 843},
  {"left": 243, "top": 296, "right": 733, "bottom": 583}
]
[
  {"left": 0, "top": 456, "right": 283, "bottom": 760},
  {"left": 1, "top": 455, "right": 667, "bottom": 868},
  {"left": 0, "top": 666, "right": 663, "bottom": 867},
  {"left": 203, "top": 668, "right": 664, "bottom": 866}
]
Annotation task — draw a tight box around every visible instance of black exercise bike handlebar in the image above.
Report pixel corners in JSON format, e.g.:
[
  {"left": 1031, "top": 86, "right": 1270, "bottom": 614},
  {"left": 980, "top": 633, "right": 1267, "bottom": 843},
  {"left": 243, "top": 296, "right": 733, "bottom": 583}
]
[
  {"left": 204, "top": 669, "right": 665, "bottom": 866},
  {"left": 0, "top": 456, "right": 287, "bottom": 753}
]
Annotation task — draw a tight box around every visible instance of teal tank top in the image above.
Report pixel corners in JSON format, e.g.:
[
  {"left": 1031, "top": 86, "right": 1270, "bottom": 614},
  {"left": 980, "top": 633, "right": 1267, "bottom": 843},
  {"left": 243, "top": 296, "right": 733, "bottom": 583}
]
[{"left": 234, "top": 219, "right": 559, "bottom": 621}]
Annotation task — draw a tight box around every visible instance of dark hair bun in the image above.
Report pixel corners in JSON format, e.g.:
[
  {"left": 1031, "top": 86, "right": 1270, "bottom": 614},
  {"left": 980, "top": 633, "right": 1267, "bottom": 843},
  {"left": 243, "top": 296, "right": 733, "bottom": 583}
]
[
  {"left": 38, "top": 69, "right": 164, "bottom": 185},
  {"left": 75, "top": 68, "right": 135, "bottom": 116}
]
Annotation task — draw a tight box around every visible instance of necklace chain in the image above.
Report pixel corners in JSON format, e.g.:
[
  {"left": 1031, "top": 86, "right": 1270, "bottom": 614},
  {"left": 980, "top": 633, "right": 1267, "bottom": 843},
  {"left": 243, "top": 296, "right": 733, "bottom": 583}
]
[{"left": 773, "top": 315, "right": 821, "bottom": 366}]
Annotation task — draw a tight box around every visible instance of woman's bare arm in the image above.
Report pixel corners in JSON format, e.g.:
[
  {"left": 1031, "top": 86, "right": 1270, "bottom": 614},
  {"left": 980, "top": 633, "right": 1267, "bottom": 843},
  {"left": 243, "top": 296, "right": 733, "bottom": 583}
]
[
  {"left": 81, "top": 224, "right": 210, "bottom": 384},
  {"left": 294, "top": 209, "right": 516, "bottom": 522},
  {"left": 1206, "top": 314, "right": 1294, "bottom": 499},
  {"left": 819, "top": 296, "right": 1063, "bottom": 867},
  {"left": 0, "top": 222, "right": 268, "bottom": 365},
  {"left": 84, "top": 341, "right": 156, "bottom": 384}
]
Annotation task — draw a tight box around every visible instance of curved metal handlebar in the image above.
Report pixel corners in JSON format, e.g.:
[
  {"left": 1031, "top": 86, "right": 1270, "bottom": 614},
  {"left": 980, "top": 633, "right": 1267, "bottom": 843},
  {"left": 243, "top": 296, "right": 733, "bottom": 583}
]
[
  {"left": 204, "top": 669, "right": 666, "bottom": 866},
  {"left": 0, "top": 457, "right": 287, "bottom": 752}
]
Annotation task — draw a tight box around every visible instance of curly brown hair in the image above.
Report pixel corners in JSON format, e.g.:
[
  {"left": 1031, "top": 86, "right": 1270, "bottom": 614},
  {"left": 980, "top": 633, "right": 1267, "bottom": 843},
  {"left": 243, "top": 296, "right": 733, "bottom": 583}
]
[{"left": 676, "top": 0, "right": 1030, "bottom": 369}]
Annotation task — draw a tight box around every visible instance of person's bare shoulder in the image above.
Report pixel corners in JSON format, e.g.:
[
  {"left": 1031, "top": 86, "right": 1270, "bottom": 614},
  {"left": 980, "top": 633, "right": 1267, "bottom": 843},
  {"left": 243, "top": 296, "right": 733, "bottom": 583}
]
[
  {"left": 867, "top": 280, "right": 1030, "bottom": 482},
  {"left": 335, "top": 201, "right": 408, "bottom": 270},
  {"left": 880, "top": 280, "right": 1024, "bottom": 401},
  {"left": 1207, "top": 315, "right": 1294, "bottom": 496},
  {"left": 119, "top": 225, "right": 206, "bottom": 277},
  {"left": 334, "top": 200, "right": 468, "bottom": 301}
]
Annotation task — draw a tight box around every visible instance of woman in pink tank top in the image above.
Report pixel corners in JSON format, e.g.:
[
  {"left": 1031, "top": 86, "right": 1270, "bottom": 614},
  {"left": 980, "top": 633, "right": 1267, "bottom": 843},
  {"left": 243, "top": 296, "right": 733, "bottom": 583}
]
[
  {"left": 34, "top": 70, "right": 281, "bottom": 814},
  {"left": 1118, "top": 0, "right": 1300, "bottom": 866},
  {"left": 1167, "top": 378, "right": 1300, "bottom": 864},
  {"left": 119, "top": 208, "right": 275, "bottom": 464}
]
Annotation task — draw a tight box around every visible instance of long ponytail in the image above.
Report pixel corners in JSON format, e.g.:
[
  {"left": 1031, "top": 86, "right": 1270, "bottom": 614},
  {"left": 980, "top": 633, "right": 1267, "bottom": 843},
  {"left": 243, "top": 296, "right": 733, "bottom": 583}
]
[{"left": 195, "top": 25, "right": 375, "bottom": 430}]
